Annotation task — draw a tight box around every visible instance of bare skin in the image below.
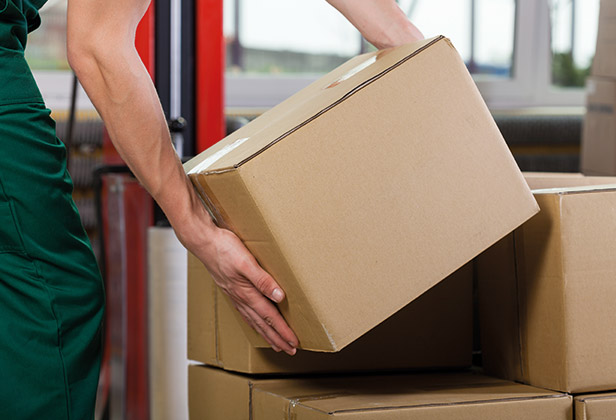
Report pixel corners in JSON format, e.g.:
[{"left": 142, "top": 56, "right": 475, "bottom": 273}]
[{"left": 67, "top": 0, "right": 422, "bottom": 356}]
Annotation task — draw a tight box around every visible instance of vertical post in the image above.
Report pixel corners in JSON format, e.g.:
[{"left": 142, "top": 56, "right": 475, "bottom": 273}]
[
  {"left": 196, "top": 0, "right": 225, "bottom": 152},
  {"left": 230, "top": 0, "right": 243, "bottom": 69},
  {"left": 570, "top": 0, "right": 576, "bottom": 59},
  {"left": 469, "top": 0, "right": 477, "bottom": 73}
]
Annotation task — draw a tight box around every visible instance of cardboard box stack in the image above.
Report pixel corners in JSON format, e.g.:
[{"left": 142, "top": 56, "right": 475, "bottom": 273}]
[
  {"left": 189, "top": 365, "right": 571, "bottom": 419},
  {"left": 582, "top": 0, "right": 616, "bottom": 174},
  {"left": 478, "top": 174, "right": 616, "bottom": 394},
  {"left": 184, "top": 36, "right": 556, "bottom": 419}
]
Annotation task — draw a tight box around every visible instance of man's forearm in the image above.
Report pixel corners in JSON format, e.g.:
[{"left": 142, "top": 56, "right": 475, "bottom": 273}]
[{"left": 326, "top": 0, "right": 423, "bottom": 49}]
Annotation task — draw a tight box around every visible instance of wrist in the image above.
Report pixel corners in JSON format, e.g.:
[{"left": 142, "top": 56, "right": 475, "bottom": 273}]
[{"left": 163, "top": 177, "right": 219, "bottom": 250}]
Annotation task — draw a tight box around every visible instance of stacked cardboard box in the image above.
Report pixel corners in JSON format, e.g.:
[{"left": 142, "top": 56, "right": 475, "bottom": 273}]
[
  {"left": 575, "top": 393, "right": 616, "bottom": 420},
  {"left": 478, "top": 174, "right": 616, "bottom": 394},
  {"left": 582, "top": 0, "right": 616, "bottom": 174},
  {"left": 184, "top": 36, "right": 545, "bottom": 419},
  {"left": 188, "top": 253, "right": 474, "bottom": 374},
  {"left": 189, "top": 365, "right": 571, "bottom": 419}
]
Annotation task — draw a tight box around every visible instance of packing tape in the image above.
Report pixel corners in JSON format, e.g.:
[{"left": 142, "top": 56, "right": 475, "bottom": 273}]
[
  {"left": 188, "top": 137, "right": 250, "bottom": 174},
  {"left": 190, "top": 175, "right": 230, "bottom": 231},
  {"left": 287, "top": 392, "right": 353, "bottom": 420}
]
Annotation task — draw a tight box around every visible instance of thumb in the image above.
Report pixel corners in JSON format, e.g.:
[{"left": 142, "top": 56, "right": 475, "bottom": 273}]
[{"left": 249, "top": 267, "right": 285, "bottom": 303}]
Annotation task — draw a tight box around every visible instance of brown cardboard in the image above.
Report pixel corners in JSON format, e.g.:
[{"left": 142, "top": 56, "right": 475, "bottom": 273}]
[
  {"left": 187, "top": 252, "right": 472, "bottom": 374},
  {"left": 592, "top": 23, "right": 616, "bottom": 78},
  {"left": 599, "top": 0, "right": 616, "bottom": 19},
  {"left": 575, "top": 393, "right": 616, "bottom": 420},
  {"left": 523, "top": 172, "right": 616, "bottom": 189},
  {"left": 581, "top": 77, "right": 616, "bottom": 175},
  {"left": 184, "top": 36, "right": 538, "bottom": 352},
  {"left": 188, "top": 365, "right": 572, "bottom": 420},
  {"left": 478, "top": 175, "right": 616, "bottom": 393},
  {"left": 592, "top": 0, "right": 616, "bottom": 77}
]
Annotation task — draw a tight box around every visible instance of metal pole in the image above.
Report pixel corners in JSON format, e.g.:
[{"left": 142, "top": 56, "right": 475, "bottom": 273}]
[
  {"left": 469, "top": 0, "right": 477, "bottom": 73},
  {"left": 570, "top": 0, "right": 576, "bottom": 59},
  {"left": 231, "top": 0, "right": 243, "bottom": 69}
]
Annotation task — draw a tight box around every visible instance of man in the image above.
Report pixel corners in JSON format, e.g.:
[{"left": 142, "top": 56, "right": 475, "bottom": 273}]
[{"left": 0, "top": 0, "right": 422, "bottom": 417}]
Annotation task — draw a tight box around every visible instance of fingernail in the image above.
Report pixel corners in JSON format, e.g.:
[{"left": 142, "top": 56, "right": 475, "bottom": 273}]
[
  {"left": 288, "top": 341, "right": 296, "bottom": 348},
  {"left": 272, "top": 288, "right": 284, "bottom": 302},
  {"left": 272, "top": 345, "right": 281, "bottom": 352},
  {"left": 287, "top": 348, "right": 297, "bottom": 356}
]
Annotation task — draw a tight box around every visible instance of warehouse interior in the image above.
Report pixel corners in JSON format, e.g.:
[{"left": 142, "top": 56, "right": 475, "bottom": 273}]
[{"left": 14, "top": 0, "right": 616, "bottom": 419}]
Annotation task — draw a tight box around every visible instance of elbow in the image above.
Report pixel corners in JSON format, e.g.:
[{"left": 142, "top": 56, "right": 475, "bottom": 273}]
[{"left": 67, "top": 36, "right": 96, "bottom": 78}]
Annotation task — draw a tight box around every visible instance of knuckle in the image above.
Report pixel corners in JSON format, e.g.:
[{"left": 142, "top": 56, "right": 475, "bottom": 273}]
[
  {"left": 253, "top": 274, "right": 273, "bottom": 294},
  {"left": 263, "top": 315, "right": 274, "bottom": 327},
  {"left": 252, "top": 316, "right": 268, "bottom": 332}
]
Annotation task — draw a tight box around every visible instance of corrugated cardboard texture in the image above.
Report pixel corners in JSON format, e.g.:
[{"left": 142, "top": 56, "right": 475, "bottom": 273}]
[
  {"left": 188, "top": 365, "right": 572, "bottom": 420},
  {"left": 581, "top": 77, "right": 616, "bottom": 175},
  {"left": 184, "top": 36, "right": 538, "bottom": 352},
  {"left": 575, "top": 393, "right": 616, "bottom": 420},
  {"left": 478, "top": 175, "right": 616, "bottom": 393},
  {"left": 187, "top": 252, "right": 472, "bottom": 374}
]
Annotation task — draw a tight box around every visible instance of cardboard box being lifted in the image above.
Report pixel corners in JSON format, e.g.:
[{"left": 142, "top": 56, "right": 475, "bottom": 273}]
[
  {"left": 188, "top": 365, "right": 572, "bottom": 420},
  {"left": 188, "top": 252, "right": 473, "bottom": 374},
  {"left": 184, "top": 36, "right": 538, "bottom": 352},
  {"left": 575, "top": 393, "right": 616, "bottom": 420},
  {"left": 478, "top": 174, "right": 616, "bottom": 393}
]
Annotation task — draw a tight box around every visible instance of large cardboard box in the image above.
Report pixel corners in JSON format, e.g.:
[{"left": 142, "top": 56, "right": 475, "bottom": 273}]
[
  {"left": 478, "top": 175, "right": 616, "bottom": 393},
  {"left": 581, "top": 77, "right": 616, "bottom": 175},
  {"left": 188, "top": 365, "right": 572, "bottom": 420},
  {"left": 575, "top": 393, "right": 616, "bottom": 420},
  {"left": 187, "top": 252, "right": 472, "bottom": 374},
  {"left": 184, "top": 36, "right": 538, "bottom": 352}
]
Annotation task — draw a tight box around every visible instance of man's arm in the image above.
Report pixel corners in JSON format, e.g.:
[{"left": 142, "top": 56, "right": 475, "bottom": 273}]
[
  {"left": 326, "top": 0, "right": 424, "bottom": 49},
  {"left": 66, "top": 0, "right": 298, "bottom": 355}
]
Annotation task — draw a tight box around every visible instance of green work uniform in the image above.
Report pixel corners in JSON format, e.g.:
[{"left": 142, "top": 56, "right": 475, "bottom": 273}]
[{"left": 0, "top": 1, "right": 104, "bottom": 419}]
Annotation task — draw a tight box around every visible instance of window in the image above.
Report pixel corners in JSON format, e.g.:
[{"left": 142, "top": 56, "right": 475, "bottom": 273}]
[
  {"left": 550, "top": 0, "right": 599, "bottom": 88},
  {"left": 26, "top": 0, "right": 94, "bottom": 111},
  {"left": 225, "top": 0, "right": 600, "bottom": 110},
  {"left": 25, "top": 0, "right": 69, "bottom": 70}
]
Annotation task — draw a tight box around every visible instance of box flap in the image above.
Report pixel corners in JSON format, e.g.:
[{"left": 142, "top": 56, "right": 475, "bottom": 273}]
[
  {"left": 524, "top": 173, "right": 616, "bottom": 190},
  {"left": 532, "top": 185, "right": 616, "bottom": 195}
]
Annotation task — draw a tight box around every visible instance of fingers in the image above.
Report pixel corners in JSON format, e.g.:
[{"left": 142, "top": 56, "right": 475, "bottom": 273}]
[
  {"left": 243, "top": 303, "right": 297, "bottom": 356},
  {"left": 234, "top": 304, "right": 282, "bottom": 352},
  {"left": 244, "top": 262, "right": 286, "bottom": 304},
  {"left": 232, "top": 289, "right": 298, "bottom": 356}
]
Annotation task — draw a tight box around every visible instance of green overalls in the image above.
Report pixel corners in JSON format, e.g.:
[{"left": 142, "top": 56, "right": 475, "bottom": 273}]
[{"left": 0, "top": 1, "right": 104, "bottom": 418}]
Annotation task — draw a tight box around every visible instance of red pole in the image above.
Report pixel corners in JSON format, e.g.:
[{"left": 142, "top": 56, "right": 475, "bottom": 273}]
[{"left": 196, "top": 0, "right": 226, "bottom": 152}]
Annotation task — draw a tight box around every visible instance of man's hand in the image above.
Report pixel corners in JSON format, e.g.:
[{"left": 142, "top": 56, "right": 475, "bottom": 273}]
[{"left": 192, "top": 226, "right": 298, "bottom": 355}]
